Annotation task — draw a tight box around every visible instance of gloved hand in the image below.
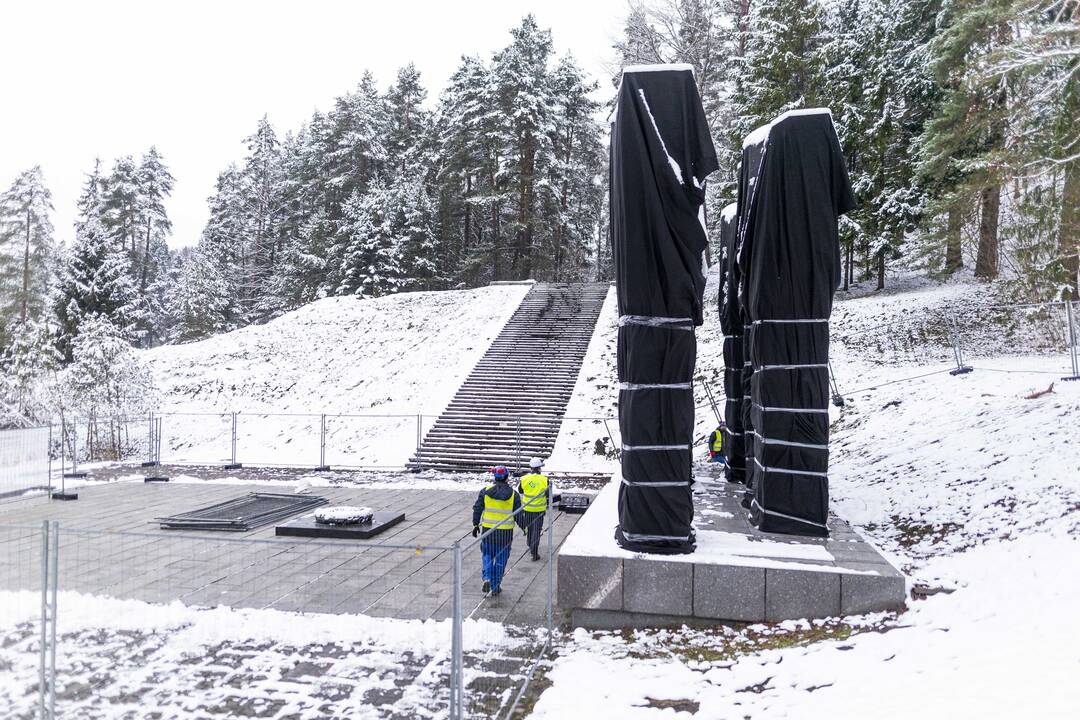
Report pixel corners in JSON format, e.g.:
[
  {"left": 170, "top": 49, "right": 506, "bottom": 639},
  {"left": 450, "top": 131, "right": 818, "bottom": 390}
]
[{"left": 472, "top": 525, "right": 480, "bottom": 538}]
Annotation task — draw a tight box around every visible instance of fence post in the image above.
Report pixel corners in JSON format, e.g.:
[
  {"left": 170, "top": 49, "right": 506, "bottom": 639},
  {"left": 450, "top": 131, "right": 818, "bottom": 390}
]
[
  {"left": 515, "top": 417, "right": 522, "bottom": 474},
  {"left": 828, "top": 361, "right": 845, "bottom": 408},
  {"left": 1064, "top": 300, "right": 1080, "bottom": 381},
  {"left": 225, "top": 412, "right": 242, "bottom": 469},
  {"left": 46, "top": 423, "right": 53, "bottom": 493},
  {"left": 547, "top": 498, "right": 554, "bottom": 645},
  {"left": 317, "top": 414, "right": 329, "bottom": 470},
  {"left": 156, "top": 417, "right": 162, "bottom": 464},
  {"left": 947, "top": 313, "right": 973, "bottom": 376},
  {"left": 47, "top": 521, "right": 58, "bottom": 719},
  {"left": 450, "top": 541, "right": 464, "bottom": 720},
  {"left": 38, "top": 520, "right": 48, "bottom": 720},
  {"left": 416, "top": 413, "right": 423, "bottom": 471}
]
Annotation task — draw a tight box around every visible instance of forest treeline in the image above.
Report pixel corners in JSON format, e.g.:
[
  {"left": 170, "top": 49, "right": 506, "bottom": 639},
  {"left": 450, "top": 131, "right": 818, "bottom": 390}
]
[{"left": 1, "top": 4, "right": 1078, "bottom": 427}]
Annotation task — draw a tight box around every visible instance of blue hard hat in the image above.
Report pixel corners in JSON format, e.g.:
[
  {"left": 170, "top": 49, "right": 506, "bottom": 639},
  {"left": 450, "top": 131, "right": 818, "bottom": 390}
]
[{"left": 492, "top": 465, "right": 509, "bottom": 480}]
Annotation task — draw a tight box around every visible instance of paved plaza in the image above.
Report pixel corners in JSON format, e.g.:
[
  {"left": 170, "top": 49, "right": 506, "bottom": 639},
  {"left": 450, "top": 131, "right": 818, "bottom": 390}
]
[{"left": 0, "top": 477, "right": 579, "bottom": 625}]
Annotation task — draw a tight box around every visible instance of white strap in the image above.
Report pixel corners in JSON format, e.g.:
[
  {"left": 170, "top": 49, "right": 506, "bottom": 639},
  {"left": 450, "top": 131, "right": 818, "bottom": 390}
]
[
  {"left": 620, "top": 476, "right": 689, "bottom": 488},
  {"left": 619, "top": 315, "right": 693, "bottom": 329},
  {"left": 750, "top": 498, "right": 829, "bottom": 529},
  {"left": 619, "top": 382, "right": 692, "bottom": 390},
  {"left": 749, "top": 430, "right": 828, "bottom": 450},
  {"left": 753, "top": 457, "right": 828, "bottom": 478},
  {"left": 622, "top": 443, "right": 690, "bottom": 451},
  {"left": 753, "top": 403, "right": 829, "bottom": 415}
]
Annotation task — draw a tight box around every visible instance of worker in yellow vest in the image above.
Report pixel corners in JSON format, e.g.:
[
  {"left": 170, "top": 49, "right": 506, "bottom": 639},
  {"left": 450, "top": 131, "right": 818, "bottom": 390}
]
[
  {"left": 518, "top": 457, "right": 550, "bottom": 561},
  {"left": 708, "top": 422, "right": 726, "bottom": 465},
  {"left": 471, "top": 465, "right": 523, "bottom": 596}
]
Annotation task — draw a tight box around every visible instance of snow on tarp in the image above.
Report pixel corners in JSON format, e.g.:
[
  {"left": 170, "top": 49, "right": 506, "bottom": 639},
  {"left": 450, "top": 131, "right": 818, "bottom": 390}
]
[
  {"left": 611, "top": 64, "right": 717, "bottom": 554},
  {"left": 717, "top": 203, "right": 745, "bottom": 484},
  {"left": 737, "top": 110, "right": 855, "bottom": 537}
]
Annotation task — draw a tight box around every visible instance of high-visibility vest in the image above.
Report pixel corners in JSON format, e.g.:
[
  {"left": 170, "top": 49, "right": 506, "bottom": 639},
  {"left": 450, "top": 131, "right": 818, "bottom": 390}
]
[
  {"left": 481, "top": 485, "right": 517, "bottom": 528},
  {"left": 520, "top": 473, "right": 549, "bottom": 512},
  {"left": 710, "top": 429, "right": 724, "bottom": 455}
]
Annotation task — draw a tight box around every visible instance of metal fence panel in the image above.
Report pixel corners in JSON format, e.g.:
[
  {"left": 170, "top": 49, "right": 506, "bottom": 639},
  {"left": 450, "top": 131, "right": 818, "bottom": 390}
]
[
  {"left": 0, "top": 523, "right": 49, "bottom": 719},
  {"left": 0, "top": 426, "right": 50, "bottom": 499}
]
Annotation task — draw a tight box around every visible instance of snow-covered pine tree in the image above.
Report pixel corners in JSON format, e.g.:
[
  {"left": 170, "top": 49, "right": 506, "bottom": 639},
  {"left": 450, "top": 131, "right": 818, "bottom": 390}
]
[
  {"left": 435, "top": 55, "right": 493, "bottom": 282},
  {"left": 338, "top": 181, "right": 401, "bottom": 297},
  {"left": 543, "top": 55, "right": 605, "bottom": 281},
  {"left": 734, "top": 0, "right": 828, "bottom": 140},
  {"left": 491, "top": 15, "right": 556, "bottom": 280},
  {"left": 0, "top": 317, "right": 61, "bottom": 425},
  {"left": 385, "top": 63, "right": 432, "bottom": 179},
  {"left": 168, "top": 247, "right": 233, "bottom": 342},
  {"left": 54, "top": 216, "right": 139, "bottom": 360},
  {"left": 102, "top": 156, "right": 142, "bottom": 255},
  {"left": 241, "top": 116, "right": 285, "bottom": 321},
  {"left": 918, "top": 0, "right": 1015, "bottom": 281},
  {"left": 0, "top": 166, "right": 55, "bottom": 342}
]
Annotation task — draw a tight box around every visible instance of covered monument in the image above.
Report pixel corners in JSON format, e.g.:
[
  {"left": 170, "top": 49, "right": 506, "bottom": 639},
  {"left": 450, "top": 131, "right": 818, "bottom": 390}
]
[
  {"left": 736, "top": 109, "right": 855, "bottom": 536},
  {"left": 717, "top": 203, "right": 745, "bottom": 484},
  {"left": 610, "top": 64, "right": 717, "bottom": 554}
]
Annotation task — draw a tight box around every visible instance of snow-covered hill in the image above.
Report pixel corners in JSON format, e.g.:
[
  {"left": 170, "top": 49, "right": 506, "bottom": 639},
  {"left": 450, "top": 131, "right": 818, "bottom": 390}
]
[
  {"left": 531, "top": 270, "right": 1080, "bottom": 719},
  {"left": 143, "top": 285, "right": 530, "bottom": 467}
]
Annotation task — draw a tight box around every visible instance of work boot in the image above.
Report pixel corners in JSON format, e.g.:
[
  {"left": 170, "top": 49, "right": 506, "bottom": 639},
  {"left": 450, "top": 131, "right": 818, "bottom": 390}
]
[
  {"left": 531, "top": 551, "right": 540, "bottom": 561},
  {"left": 482, "top": 580, "right": 490, "bottom": 594},
  {"left": 491, "top": 587, "right": 502, "bottom": 597}
]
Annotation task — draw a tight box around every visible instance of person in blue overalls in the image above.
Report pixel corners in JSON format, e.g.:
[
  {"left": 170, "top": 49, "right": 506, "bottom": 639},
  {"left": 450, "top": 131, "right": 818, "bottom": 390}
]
[{"left": 471, "top": 465, "right": 523, "bottom": 596}]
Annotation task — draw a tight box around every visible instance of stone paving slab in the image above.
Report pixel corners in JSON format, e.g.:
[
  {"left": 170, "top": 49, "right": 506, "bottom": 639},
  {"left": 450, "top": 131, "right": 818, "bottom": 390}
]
[
  {"left": 0, "top": 478, "right": 579, "bottom": 625},
  {"left": 558, "top": 476, "right": 906, "bottom": 628}
]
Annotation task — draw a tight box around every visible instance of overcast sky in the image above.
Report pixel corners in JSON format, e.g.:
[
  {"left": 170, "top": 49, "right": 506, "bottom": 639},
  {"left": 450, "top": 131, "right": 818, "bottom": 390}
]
[{"left": 1, "top": 0, "right": 627, "bottom": 249}]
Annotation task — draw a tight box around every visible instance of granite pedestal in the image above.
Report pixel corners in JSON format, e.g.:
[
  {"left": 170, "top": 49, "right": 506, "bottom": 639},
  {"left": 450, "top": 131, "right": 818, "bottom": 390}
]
[
  {"left": 558, "top": 476, "right": 906, "bottom": 628},
  {"left": 276, "top": 511, "right": 406, "bottom": 540}
]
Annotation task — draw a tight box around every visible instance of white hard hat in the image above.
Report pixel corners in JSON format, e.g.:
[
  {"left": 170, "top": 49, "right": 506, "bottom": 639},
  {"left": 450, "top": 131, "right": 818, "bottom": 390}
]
[{"left": 529, "top": 457, "right": 544, "bottom": 469}]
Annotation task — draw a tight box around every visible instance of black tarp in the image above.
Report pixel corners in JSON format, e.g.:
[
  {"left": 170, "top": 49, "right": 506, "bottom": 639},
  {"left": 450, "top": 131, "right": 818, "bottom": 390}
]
[
  {"left": 736, "top": 110, "right": 855, "bottom": 537},
  {"left": 733, "top": 129, "right": 770, "bottom": 504},
  {"left": 717, "top": 203, "right": 745, "bottom": 483},
  {"left": 611, "top": 65, "right": 717, "bottom": 554}
]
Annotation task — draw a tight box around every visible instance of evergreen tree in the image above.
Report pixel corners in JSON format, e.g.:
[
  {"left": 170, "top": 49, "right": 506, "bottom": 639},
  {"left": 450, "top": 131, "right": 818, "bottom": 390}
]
[
  {"left": 169, "top": 248, "right": 233, "bottom": 342},
  {"left": 102, "top": 155, "right": 141, "bottom": 254},
  {"left": 54, "top": 216, "right": 138, "bottom": 360},
  {"left": 0, "top": 166, "right": 55, "bottom": 340}
]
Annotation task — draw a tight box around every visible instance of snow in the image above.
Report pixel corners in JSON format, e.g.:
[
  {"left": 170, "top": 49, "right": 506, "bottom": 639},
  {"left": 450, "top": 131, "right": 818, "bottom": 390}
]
[
  {"left": 142, "top": 285, "right": 529, "bottom": 468},
  {"left": 561, "top": 479, "right": 888, "bottom": 574},
  {"left": 532, "top": 269, "right": 1080, "bottom": 717},
  {"left": 622, "top": 63, "right": 696, "bottom": 75},
  {"left": 719, "top": 202, "right": 737, "bottom": 222},
  {"left": 637, "top": 89, "right": 685, "bottom": 185},
  {"left": 0, "top": 590, "right": 516, "bottom": 718},
  {"left": 532, "top": 532, "right": 1080, "bottom": 720}
]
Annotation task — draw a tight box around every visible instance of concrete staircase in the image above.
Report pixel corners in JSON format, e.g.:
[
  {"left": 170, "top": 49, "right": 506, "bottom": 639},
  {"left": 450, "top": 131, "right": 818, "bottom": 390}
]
[{"left": 411, "top": 282, "right": 609, "bottom": 473}]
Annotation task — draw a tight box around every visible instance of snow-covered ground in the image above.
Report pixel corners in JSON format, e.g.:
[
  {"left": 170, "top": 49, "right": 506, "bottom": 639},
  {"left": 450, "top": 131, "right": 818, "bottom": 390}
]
[
  {"left": 142, "top": 285, "right": 529, "bottom": 468},
  {"left": 0, "top": 590, "right": 528, "bottom": 719},
  {"left": 528, "top": 270, "right": 1080, "bottom": 718}
]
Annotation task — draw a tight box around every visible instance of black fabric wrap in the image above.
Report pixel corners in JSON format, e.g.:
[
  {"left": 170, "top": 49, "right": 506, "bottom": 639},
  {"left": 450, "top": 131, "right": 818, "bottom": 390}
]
[
  {"left": 735, "top": 111, "right": 855, "bottom": 537},
  {"left": 611, "top": 67, "right": 717, "bottom": 553}
]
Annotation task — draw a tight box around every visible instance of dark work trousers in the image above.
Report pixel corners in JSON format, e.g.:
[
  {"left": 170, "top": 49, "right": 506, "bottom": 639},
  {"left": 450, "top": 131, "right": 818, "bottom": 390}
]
[{"left": 523, "top": 511, "right": 545, "bottom": 556}]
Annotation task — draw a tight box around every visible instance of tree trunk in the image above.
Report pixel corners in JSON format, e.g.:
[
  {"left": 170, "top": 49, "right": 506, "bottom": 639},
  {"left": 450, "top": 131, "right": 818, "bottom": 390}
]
[
  {"left": 876, "top": 251, "right": 885, "bottom": 291},
  {"left": 140, "top": 216, "right": 152, "bottom": 294},
  {"left": 1059, "top": 74, "right": 1080, "bottom": 300},
  {"left": 21, "top": 205, "right": 31, "bottom": 323},
  {"left": 492, "top": 201, "right": 501, "bottom": 281},
  {"left": 944, "top": 203, "right": 963, "bottom": 275},
  {"left": 974, "top": 184, "right": 1000, "bottom": 279}
]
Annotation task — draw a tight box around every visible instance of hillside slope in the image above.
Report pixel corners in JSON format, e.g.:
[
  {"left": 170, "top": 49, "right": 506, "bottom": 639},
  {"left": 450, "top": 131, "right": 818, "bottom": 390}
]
[{"left": 143, "top": 285, "right": 530, "bottom": 467}]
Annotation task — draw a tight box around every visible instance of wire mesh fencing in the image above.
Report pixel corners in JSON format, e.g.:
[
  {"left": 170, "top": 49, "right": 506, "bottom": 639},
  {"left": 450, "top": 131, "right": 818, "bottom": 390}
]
[
  {"left": 454, "top": 498, "right": 557, "bottom": 720},
  {"left": 0, "top": 522, "right": 56, "bottom": 720},
  {"left": 0, "top": 426, "right": 51, "bottom": 499},
  {"left": 0, "top": 515, "right": 560, "bottom": 719}
]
